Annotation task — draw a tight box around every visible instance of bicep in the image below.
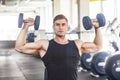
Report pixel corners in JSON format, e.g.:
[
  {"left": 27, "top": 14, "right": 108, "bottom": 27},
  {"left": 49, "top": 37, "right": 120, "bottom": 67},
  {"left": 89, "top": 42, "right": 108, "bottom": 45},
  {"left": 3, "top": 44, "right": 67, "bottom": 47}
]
[
  {"left": 17, "top": 42, "right": 41, "bottom": 55},
  {"left": 81, "top": 42, "right": 98, "bottom": 53}
]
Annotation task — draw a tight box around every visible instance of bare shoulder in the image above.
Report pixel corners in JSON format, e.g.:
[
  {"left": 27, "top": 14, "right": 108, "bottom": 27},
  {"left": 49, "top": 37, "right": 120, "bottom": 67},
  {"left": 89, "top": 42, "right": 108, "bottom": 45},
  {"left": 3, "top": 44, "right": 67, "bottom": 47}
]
[
  {"left": 74, "top": 39, "right": 83, "bottom": 46},
  {"left": 35, "top": 39, "right": 49, "bottom": 46},
  {"left": 73, "top": 39, "right": 83, "bottom": 55},
  {"left": 35, "top": 39, "right": 49, "bottom": 58},
  {"left": 36, "top": 39, "right": 49, "bottom": 43},
  {"left": 74, "top": 39, "right": 83, "bottom": 50}
]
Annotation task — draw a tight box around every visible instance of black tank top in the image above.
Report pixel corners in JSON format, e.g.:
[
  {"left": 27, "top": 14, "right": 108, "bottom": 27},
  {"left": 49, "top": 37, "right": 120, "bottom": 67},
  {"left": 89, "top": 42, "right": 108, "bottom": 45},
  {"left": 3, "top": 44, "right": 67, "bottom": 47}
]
[{"left": 41, "top": 39, "right": 80, "bottom": 80}]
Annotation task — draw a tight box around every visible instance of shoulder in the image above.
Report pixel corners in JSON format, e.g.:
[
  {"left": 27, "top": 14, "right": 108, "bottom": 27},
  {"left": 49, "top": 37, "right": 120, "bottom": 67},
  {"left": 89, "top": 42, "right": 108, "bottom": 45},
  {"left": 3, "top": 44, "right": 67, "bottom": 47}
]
[
  {"left": 73, "top": 39, "right": 83, "bottom": 49},
  {"left": 36, "top": 39, "right": 49, "bottom": 43},
  {"left": 74, "top": 39, "right": 83, "bottom": 45},
  {"left": 72, "top": 39, "right": 83, "bottom": 55},
  {"left": 34, "top": 39, "right": 49, "bottom": 46}
]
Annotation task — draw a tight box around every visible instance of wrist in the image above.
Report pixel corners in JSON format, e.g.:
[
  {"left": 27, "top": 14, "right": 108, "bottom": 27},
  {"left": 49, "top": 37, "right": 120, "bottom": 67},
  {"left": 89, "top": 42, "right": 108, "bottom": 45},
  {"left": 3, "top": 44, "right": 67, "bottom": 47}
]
[
  {"left": 23, "top": 24, "right": 29, "bottom": 29},
  {"left": 95, "top": 27, "right": 99, "bottom": 30}
]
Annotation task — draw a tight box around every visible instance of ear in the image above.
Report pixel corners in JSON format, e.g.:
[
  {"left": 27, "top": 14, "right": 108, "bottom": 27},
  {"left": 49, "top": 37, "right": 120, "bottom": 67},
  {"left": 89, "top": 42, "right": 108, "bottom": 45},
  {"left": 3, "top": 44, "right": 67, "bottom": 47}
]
[
  {"left": 52, "top": 25, "right": 55, "bottom": 31},
  {"left": 67, "top": 25, "right": 70, "bottom": 31}
]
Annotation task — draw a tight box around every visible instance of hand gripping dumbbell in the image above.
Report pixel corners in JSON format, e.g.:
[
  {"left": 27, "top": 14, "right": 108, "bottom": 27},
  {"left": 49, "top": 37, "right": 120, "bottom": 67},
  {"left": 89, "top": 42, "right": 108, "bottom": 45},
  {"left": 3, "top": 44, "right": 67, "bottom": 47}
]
[
  {"left": 18, "top": 13, "right": 40, "bottom": 30},
  {"left": 82, "top": 13, "right": 106, "bottom": 30}
]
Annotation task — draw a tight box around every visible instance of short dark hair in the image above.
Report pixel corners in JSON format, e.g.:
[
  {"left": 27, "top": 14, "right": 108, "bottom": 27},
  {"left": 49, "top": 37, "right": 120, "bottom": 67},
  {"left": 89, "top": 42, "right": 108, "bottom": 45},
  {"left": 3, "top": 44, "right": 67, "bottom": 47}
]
[{"left": 53, "top": 14, "right": 68, "bottom": 23}]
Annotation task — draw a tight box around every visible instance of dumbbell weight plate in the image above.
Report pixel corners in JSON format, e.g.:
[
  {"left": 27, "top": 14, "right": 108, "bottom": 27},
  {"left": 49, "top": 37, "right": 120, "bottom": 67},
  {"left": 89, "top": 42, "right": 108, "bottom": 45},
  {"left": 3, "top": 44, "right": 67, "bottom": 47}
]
[
  {"left": 34, "top": 16, "right": 40, "bottom": 30},
  {"left": 82, "top": 13, "right": 106, "bottom": 30},
  {"left": 18, "top": 13, "right": 40, "bottom": 30},
  {"left": 18, "top": 13, "right": 23, "bottom": 28},
  {"left": 105, "top": 54, "right": 120, "bottom": 80},
  {"left": 96, "top": 13, "right": 106, "bottom": 27},
  {"left": 82, "top": 16, "right": 93, "bottom": 30},
  {"left": 91, "top": 52, "right": 110, "bottom": 76},
  {"left": 81, "top": 53, "right": 94, "bottom": 71}
]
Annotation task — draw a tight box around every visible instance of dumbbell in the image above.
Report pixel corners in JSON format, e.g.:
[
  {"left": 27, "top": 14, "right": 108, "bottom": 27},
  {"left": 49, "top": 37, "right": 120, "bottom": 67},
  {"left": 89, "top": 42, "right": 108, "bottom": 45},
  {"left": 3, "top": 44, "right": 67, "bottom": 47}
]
[
  {"left": 81, "top": 53, "right": 94, "bottom": 71},
  {"left": 26, "top": 32, "right": 36, "bottom": 42},
  {"left": 18, "top": 13, "right": 40, "bottom": 30},
  {"left": 82, "top": 13, "right": 106, "bottom": 30},
  {"left": 105, "top": 53, "right": 120, "bottom": 80},
  {"left": 90, "top": 51, "right": 111, "bottom": 76}
]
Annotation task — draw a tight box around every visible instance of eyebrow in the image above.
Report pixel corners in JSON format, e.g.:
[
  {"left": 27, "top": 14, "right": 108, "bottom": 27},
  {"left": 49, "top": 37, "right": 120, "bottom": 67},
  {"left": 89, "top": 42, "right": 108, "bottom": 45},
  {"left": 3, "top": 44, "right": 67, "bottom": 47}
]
[{"left": 55, "top": 23, "right": 66, "bottom": 25}]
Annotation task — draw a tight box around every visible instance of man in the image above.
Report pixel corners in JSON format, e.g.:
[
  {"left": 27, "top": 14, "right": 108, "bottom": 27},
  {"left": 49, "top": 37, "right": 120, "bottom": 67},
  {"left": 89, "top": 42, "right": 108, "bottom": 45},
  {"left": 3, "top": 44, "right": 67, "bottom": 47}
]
[{"left": 15, "top": 14, "right": 102, "bottom": 80}]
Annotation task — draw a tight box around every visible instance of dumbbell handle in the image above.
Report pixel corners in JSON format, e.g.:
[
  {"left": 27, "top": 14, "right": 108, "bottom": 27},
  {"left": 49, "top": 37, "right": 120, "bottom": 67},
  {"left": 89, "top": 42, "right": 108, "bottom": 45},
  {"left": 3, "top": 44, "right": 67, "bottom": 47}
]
[
  {"left": 23, "top": 20, "right": 29, "bottom": 23},
  {"left": 18, "top": 13, "right": 40, "bottom": 30},
  {"left": 82, "top": 13, "right": 106, "bottom": 30}
]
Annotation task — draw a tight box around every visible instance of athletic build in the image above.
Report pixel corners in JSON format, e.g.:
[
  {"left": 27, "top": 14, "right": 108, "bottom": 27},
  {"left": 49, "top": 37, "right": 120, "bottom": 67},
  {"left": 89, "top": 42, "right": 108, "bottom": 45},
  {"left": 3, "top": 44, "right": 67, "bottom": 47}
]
[{"left": 15, "top": 14, "right": 102, "bottom": 80}]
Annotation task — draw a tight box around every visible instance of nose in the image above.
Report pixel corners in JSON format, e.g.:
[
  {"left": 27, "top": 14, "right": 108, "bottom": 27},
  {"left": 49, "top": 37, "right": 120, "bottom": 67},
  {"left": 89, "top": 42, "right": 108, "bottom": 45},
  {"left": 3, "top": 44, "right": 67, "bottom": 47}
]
[
  {"left": 59, "top": 24, "right": 63, "bottom": 28},
  {"left": 58, "top": 24, "right": 64, "bottom": 30}
]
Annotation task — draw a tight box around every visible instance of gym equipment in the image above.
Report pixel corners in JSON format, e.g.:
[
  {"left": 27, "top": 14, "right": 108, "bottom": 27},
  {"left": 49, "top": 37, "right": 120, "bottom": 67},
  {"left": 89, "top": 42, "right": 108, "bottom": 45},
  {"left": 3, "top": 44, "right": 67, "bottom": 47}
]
[
  {"left": 18, "top": 13, "right": 40, "bottom": 30},
  {"left": 111, "top": 41, "right": 119, "bottom": 52},
  {"left": 91, "top": 51, "right": 111, "bottom": 76},
  {"left": 26, "top": 32, "right": 36, "bottom": 42},
  {"left": 105, "top": 53, "right": 120, "bottom": 80},
  {"left": 105, "top": 17, "right": 117, "bottom": 31},
  {"left": 82, "top": 13, "right": 106, "bottom": 30},
  {"left": 81, "top": 53, "right": 94, "bottom": 71}
]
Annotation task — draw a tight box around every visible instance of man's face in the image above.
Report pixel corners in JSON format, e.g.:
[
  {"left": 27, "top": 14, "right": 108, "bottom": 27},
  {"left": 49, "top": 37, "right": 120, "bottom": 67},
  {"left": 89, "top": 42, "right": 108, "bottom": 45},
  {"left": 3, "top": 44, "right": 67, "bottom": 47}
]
[{"left": 53, "top": 19, "right": 68, "bottom": 37}]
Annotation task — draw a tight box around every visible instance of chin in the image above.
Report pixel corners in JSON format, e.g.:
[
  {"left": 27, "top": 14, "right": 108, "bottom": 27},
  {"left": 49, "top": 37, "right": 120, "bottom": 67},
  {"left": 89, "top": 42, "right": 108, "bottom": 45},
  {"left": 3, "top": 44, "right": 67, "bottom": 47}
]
[{"left": 56, "top": 34, "right": 65, "bottom": 37}]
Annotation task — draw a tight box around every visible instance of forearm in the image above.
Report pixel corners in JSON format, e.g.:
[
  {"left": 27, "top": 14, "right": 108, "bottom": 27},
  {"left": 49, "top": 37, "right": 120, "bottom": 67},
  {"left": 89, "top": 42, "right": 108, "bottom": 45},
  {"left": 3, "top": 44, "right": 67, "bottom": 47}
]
[
  {"left": 15, "top": 24, "right": 29, "bottom": 49},
  {"left": 93, "top": 28, "right": 102, "bottom": 50}
]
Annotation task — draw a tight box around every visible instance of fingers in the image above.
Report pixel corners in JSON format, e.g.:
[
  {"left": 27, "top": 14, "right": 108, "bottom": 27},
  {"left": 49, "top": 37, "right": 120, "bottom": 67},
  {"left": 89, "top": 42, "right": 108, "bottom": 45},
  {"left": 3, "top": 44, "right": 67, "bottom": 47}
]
[
  {"left": 24, "top": 18, "right": 34, "bottom": 26},
  {"left": 25, "top": 18, "right": 34, "bottom": 24},
  {"left": 91, "top": 19, "right": 99, "bottom": 28}
]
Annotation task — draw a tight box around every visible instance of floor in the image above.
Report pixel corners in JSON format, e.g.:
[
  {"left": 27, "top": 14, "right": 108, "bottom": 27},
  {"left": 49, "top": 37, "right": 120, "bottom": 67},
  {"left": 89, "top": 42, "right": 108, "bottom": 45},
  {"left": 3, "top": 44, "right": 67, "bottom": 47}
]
[{"left": 0, "top": 49, "right": 109, "bottom": 80}]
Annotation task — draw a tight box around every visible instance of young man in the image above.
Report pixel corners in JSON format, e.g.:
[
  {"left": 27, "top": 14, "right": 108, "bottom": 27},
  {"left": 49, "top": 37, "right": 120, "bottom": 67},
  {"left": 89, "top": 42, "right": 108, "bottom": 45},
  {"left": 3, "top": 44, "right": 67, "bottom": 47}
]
[{"left": 15, "top": 14, "right": 102, "bottom": 80}]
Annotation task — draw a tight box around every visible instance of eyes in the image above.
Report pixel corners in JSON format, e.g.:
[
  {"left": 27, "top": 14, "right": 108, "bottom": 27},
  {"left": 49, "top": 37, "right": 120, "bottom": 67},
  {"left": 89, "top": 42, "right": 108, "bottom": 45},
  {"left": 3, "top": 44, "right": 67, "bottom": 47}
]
[{"left": 55, "top": 23, "right": 67, "bottom": 27}]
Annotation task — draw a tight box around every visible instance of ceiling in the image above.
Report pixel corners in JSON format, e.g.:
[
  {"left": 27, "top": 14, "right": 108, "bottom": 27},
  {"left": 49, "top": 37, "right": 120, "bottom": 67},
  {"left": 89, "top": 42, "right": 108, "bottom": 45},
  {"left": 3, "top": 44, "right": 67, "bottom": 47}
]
[
  {"left": 0, "top": 0, "right": 51, "bottom": 13},
  {"left": 0, "top": 0, "right": 47, "bottom": 6}
]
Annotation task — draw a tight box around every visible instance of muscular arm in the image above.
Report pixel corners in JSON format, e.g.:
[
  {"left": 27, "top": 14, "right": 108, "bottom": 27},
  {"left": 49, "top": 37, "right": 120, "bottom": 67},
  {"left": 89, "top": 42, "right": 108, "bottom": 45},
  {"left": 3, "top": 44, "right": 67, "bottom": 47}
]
[
  {"left": 80, "top": 19, "right": 103, "bottom": 53},
  {"left": 15, "top": 18, "right": 42, "bottom": 55},
  {"left": 15, "top": 24, "right": 38, "bottom": 54},
  {"left": 93, "top": 28, "right": 102, "bottom": 50},
  {"left": 81, "top": 28, "right": 102, "bottom": 53}
]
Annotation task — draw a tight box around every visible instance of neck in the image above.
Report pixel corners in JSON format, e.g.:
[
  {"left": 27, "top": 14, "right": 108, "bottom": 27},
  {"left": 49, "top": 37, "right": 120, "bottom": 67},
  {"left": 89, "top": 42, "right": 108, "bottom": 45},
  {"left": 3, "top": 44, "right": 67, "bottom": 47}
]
[{"left": 54, "top": 36, "right": 68, "bottom": 44}]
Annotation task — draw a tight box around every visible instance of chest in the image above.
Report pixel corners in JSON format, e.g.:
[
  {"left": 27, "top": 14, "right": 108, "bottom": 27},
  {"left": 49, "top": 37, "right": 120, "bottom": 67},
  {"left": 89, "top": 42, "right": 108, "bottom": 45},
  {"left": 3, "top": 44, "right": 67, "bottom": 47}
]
[{"left": 46, "top": 43, "right": 79, "bottom": 63}]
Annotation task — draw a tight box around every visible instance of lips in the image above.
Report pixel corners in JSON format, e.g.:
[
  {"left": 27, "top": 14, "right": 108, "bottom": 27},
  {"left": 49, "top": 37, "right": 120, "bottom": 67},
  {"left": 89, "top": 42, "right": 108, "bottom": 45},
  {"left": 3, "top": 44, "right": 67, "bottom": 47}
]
[{"left": 58, "top": 31, "right": 64, "bottom": 32}]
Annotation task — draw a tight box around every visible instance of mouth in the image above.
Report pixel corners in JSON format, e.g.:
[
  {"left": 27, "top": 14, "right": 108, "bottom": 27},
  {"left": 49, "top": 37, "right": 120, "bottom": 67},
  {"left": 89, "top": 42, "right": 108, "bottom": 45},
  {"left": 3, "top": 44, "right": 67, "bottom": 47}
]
[{"left": 58, "top": 31, "right": 64, "bottom": 33}]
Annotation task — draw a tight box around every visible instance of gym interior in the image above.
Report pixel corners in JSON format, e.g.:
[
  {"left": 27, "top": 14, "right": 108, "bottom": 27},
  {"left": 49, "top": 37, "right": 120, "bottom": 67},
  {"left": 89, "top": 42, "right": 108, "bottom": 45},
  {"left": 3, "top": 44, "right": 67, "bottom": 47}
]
[{"left": 0, "top": 0, "right": 120, "bottom": 80}]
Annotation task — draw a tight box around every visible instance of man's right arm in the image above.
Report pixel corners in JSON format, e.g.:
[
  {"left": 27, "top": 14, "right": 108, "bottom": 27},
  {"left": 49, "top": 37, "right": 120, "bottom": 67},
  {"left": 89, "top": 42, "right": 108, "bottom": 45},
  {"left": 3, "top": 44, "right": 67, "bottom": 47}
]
[
  {"left": 15, "top": 24, "right": 29, "bottom": 50},
  {"left": 15, "top": 18, "right": 41, "bottom": 55}
]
